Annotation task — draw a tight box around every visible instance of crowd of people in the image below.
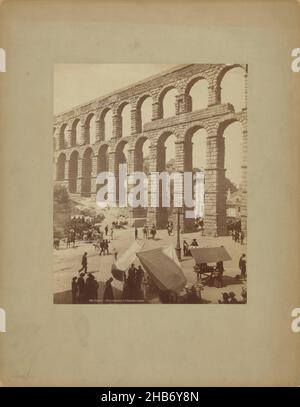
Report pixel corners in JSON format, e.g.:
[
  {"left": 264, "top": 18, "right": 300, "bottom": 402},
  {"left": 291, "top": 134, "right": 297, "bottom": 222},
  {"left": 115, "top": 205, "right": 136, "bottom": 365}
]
[
  {"left": 70, "top": 246, "right": 246, "bottom": 304},
  {"left": 72, "top": 250, "right": 117, "bottom": 303},
  {"left": 183, "top": 238, "right": 199, "bottom": 256},
  {"left": 72, "top": 272, "right": 116, "bottom": 304},
  {"left": 218, "top": 287, "right": 247, "bottom": 304},
  {"left": 72, "top": 250, "right": 147, "bottom": 303},
  {"left": 122, "top": 264, "right": 145, "bottom": 302},
  {"left": 57, "top": 212, "right": 248, "bottom": 304},
  {"left": 227, "top": 219, "right": 245, "bottom": 244},
  {"left": 72, "top": 272, "right": 99, "bottom": 304},
  {"left": 53, "top": 220, "right": 116, "bottom": 251},
  {"left": 135, "top": 222, "right": 176, "bottom": 240},
  {"left": 135, "top": 224, "right": 157, "bottom": 240}
]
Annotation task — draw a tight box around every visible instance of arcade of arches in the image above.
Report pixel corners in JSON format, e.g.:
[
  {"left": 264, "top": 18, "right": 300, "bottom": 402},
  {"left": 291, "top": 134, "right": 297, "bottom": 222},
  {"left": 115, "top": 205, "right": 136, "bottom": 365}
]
[{"left": 54, "top": 64, "right": 248, "bottom": 236}]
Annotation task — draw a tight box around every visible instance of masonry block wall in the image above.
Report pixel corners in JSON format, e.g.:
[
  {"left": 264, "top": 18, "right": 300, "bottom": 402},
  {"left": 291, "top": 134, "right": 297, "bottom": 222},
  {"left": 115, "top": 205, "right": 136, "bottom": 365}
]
[{"left": 53, "top": 64, "right": 248, "bottom": 236}]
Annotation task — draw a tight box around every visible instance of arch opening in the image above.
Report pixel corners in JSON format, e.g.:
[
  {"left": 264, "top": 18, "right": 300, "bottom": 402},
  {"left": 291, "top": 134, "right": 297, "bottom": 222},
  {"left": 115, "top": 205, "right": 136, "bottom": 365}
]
[
  {"left": 188, "top": 78, "right": 209, "bottom": 111},
  {"left": 68, "top": 150, "right": 79, "bottom": 193},
  {"left": 81, "top": 148, "right": 93, "bottom": 197},
  {"left": 137, "top": 96, "right": 152, "bottom": 133},
  {"left": 134, "top": 137, "right": 150, "bottom": 173},
  {"left": 115, "top": 140, "right": 129, "bottom": 204},
  {"left": 184, "top": 127, "right": 207, "bottom": 225},
  {"left": 59, "top": 124, "right": 67, "bottom": 150},
  {"left": 85, "top": 114, "right": 96, "bottom": 144},
  {"left": 56, "top": 153, "right": 66, "bottom": 181},
  {"left": 102, "top": 109, "right": 113, "bottom": 141},
  {"left": 97, "top": 144, "right": 109, "bottom": 193},
  {"left": 120, "top": 103, "right": 131, "bottom": 138},
  {"left": 161, "top": 88, "right": 178, "bottom": 119},
  {"left": 71, "top": 119, "right": 81, "bottom": 147},
  {"left": 131, "top": 137, "right": 151, "bottom": 218},
  {"left": 155, "top": 132, "right": 177, "bottom": 227},
  {"left": 221, "top": 120, "right": 243, "bottom": 229},
  {"left": 220, "top": 66, "right": 246, "bottom": 112}
]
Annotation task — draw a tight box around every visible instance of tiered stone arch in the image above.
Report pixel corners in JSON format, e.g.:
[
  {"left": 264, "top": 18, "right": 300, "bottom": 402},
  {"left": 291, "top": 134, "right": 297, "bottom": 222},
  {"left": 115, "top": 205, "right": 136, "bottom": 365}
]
[{"left": 54, "top": 64, "right": 248, "bottom": 236}]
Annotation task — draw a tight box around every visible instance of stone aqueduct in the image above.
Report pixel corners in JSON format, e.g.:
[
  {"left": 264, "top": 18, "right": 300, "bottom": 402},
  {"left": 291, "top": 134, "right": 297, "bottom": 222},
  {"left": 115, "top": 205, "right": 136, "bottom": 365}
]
[{"left": 53, "top": 64, "right": 248, "bottom": 236}]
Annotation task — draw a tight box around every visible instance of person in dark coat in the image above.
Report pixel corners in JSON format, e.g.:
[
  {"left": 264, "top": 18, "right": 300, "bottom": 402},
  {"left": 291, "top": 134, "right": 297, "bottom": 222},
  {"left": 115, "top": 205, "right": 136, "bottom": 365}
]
[
  {"left": 218, "top": 292, "right": 230, "bottom": 304},
  {"left": 85, "top": 273, "right": 94, "bottom": 303},
  {"left": 240, "top": 287, "right": 247, "bottom": 304},
  {"left": 229, "top": 292, "right": 238, "bottom": 304},
  {"left": 240, "top": 230, "right": 244, "bottom": 245},
  {"left": 128, "top": 264, "right": 137, "bottom": 279},
  {"left": 112, "top": 247, "right": 118, "bottom": 260},
  {"left": 150, "top": 224, "right": 156, "bottom": 239},
  {"left": 216, "top": 261, "right": 224, "bottom": 288},
  {"left": 186, "top": 285, "right": 201, "bottom": 304},
  {"left": 102, "top": 239, "right": 109, "bottom": 255},
  {"left": 136, "top": 265, "right": 144, "bottom": 290},
  {"left": 190, "top": 238, "right": 198, "bottom": 247},
  {"left": 134, "top": 227, "right": 138, "bottom": 240},
  {"left": 199, "top": 218, "right": 204, "bottom": 236},
  {"left": 142, "top": 226, "right": 147, "bottom": 239},
  {"left": 239, "top": 253, "right": 247, "bottom": 280},
  {"left": 78, "top": 252, "right": 88, "bottom": 274},
  {"left": 77, "top": 272, "right": 86, "bottom": 303},
  {"left": 124, "top": 264, "right": 138, "bottom": 300},
  {"left": 71, "top": 277, "right": 78, "bottom": 304},
  {"left": 183, "top": 240, "right": 190, "bottom": 256},
  {"left": 90, "top": 274, "right": 99, "bottom": 301},
  {"left": 99, "top": 241, "right": 105, "bottom": 256},
  {"left": 105, "top": 225, "right": 109, "bottom": 236},
  {"left": 103, "top": 277, "right": 114, "bottom": 303}
]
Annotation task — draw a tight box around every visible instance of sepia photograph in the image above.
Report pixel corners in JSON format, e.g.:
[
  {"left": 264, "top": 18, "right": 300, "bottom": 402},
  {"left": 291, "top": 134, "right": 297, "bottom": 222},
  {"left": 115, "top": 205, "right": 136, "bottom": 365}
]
[
  {"left": 1, "top": 0, "right": 300, "bottom": 390},
  {"left": 53, "top": 64, "right": 248, "bottom": 305}
]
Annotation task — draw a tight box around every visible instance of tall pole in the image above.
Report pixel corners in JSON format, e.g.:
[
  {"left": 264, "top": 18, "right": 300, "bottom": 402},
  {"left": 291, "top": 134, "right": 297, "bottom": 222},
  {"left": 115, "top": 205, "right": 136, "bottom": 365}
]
[{"left": 175, "top": 208, "right": 181, "bottom": 261}]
